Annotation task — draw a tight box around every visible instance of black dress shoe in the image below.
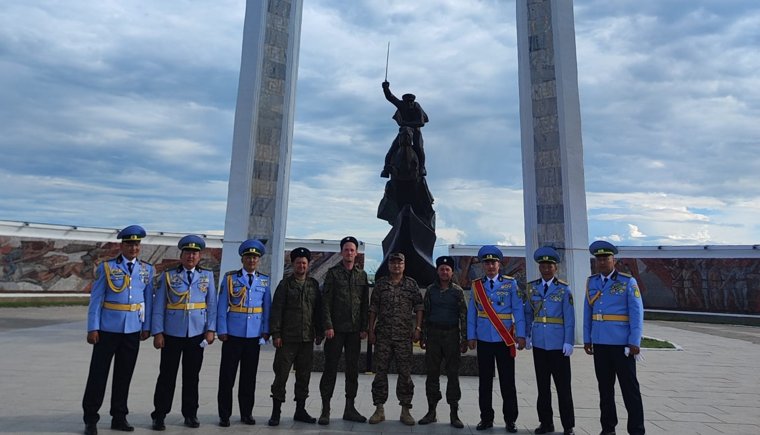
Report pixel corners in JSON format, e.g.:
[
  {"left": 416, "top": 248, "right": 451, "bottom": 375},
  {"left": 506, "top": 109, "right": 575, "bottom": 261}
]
[
  {"left": 111, "top": 420, "right": 134, "bottom": 432},
  {"left": 535, "top": 423, "right": 555, "bottom": 434},
  {"left": 506, "top": 421, "right": 518, "bottom": 433},
  {"left": 84, "top": 424, "right": 97, "bottom": 435},
  {"left": 219, "top": 418, "right": 230, "bottom": 427},
  {"left": 476, "top": 420, "right": 493, "bottom": 430},
  {"left": 563, "top": 429, "right": 575, "bottom": 435},
  {"left": 184, "top": 416, "right": 200, "bottom": 428},
  {"left": 151, "top": 417, "right": 165, "bottom": 431},
  {"left": 241, "top": 415, "right": 256, "bottom": 425}
]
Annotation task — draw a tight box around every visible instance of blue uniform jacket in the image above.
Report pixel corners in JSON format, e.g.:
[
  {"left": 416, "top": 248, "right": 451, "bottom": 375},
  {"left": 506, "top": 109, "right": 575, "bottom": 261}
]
[
  {"left": 583, "top": 271, "right": 644, "bottom": 346},
  {"left": 216, "top": 269, "right": 271, "bottom": 338},
  {"left": 524, "top": 277, "right": 575, "bottom": 350},
  {"left": 151, "top": 266, "right": 217, "bottom": 337},
  {"left": 467, "top": 275, "right": 526, "bottom": 341},
  {"left": 88, "top": 256, "right": 154, "bottom": 333}
]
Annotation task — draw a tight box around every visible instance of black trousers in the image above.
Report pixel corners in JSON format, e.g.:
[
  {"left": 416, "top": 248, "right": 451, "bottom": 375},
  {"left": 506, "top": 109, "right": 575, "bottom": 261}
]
[
  {"left": 477, "top": 340, "right": 518, "bottom": 424},
  {"left": 217, "top": 336, "right": 261, "bottom": 419},
  {"left": 319, "top": 331, "right": 361, "bottom": 400},
  {"left": 593, "top": 344, "right": 645, "bottom": 435},
  {"left": 533, "top": 347, "right": 574, "bottom": 430},
  {"left": 424, "top": 327, "right": 461, "bottom": 404},
  {"left": 151, "top": 334, "right": 205, "bottom": 419},
  {"left": 82, "top": 331, "right": 140, "bottom": 424}
]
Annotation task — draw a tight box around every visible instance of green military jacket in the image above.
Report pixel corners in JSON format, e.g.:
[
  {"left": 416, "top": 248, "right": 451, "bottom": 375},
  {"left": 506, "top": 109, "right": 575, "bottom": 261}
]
[
  {"left": 322, "top": 262, "right": 369, "bottom": 333},
  {"left": 269, "top": 274, "right": 322, "bottom": 342}
]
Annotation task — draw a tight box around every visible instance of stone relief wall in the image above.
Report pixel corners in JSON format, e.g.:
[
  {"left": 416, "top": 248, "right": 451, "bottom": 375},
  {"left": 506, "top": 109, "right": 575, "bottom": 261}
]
[{"left": 0, "top": 236, "right": 361, "bottom": 293}]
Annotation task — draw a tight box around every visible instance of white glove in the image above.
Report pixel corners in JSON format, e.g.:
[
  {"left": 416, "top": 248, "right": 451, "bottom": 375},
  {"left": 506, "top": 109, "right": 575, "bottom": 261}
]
[
  {"left": 259, "top": 337, "right": 267, "bottom": 345},
  {"left": 562, "top": 343, "right": 573, "bottom": 357},
  {"left": 139, "top": 302, "right": 146, "bottom": 323},
  {"left": 624, "top": 346, "right": 645, "bottom": 362},
  {"left": 199, "top": 339, "right": 209, "bottom": 348},
  {"left": 525, "top": 338, "right": 532, "bottom": 350}
]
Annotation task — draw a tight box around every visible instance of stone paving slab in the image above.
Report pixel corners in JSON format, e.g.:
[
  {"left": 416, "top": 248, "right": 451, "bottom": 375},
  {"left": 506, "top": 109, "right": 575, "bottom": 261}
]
[{"left": 0, "top": 307, "right": 758, "bottom": 434}]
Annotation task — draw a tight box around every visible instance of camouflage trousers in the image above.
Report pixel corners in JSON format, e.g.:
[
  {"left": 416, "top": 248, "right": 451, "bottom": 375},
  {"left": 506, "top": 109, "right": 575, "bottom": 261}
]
[
  {"left": 319, "top": 331, "right": 362, "bottom": 400},
  {"left": 371, "top": 337, "right": 414, "bottom": 407},
  {"left": 424, "top": 327, "right": 461, "bottom": 404},
  {"left": 270, "top": 341, "right": 314, "bottom": 402}
]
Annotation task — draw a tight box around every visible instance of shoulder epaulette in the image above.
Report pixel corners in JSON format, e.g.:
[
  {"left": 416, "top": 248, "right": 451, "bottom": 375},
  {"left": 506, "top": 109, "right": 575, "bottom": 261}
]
[
  {"left": 618, "top": 272, "right": 632, "bottom": 278},
  {"left": 501, "top": 274, "right": 514, "bottom": 280},
  {"left": 224, "top": 270, "right": 238, "bottom": 277},
  {"left": 139, "top": 259, "right": 153, "bottom": 266},
  {"left": 531, "top": 278, "right": 542, "bottom": 285},
  {"left": 556, "top": 278, "right": 569, "bottom": 286},
  {"left": 258, "top": 272, "right": 269, "bottom": 278},
  {"left": 111, "top": 256, "right": 122, "bottom": 264}
]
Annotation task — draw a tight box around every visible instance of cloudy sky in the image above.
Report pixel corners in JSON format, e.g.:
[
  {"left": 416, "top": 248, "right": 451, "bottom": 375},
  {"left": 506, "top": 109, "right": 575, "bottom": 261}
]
[{"left": 2, "top": 1, "right": 759, "bottom": 270}]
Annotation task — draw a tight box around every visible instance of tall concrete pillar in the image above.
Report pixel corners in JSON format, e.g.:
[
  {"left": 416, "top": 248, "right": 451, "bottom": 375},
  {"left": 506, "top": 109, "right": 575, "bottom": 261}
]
[
  {"left": 221, "top": 0, "right": 303, "bottom": 285},
  {"left": 517, "top": 0, "right": 589, "bottom": 343}
]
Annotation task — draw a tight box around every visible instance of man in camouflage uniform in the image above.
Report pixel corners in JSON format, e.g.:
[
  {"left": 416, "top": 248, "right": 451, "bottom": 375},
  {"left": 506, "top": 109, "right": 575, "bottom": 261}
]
[
  {"left": 418, "top": 256, "right": 467, "bottom": 428},
  {"left": 268, "top": 247, "right": 324, "bottom": 426},
  {"left": 318, "top": 236, "right": 370, "bottom": 425},
  {"left": 367, "top": 252, "right": 424, "bottom": 426}
]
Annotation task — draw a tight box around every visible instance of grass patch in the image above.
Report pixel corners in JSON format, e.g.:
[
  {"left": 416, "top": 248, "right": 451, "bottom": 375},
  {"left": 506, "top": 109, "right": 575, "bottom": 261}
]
[
  {"left": 0, "top": 300, "right": 89, "bottom": 308},
  {"left": 641, "top": 336, "right": 675, "bottom": 349}
]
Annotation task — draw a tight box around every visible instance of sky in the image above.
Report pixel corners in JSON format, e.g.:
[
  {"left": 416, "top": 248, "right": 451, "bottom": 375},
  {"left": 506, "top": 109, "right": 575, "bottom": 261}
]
[{"left": 2, "top": 0, "right": 760, "bottom": 272}]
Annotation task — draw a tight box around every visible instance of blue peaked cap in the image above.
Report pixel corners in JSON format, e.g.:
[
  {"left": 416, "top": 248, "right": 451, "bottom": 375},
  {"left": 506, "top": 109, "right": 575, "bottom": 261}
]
[
  {"left": 589, "top": 240, "right": 618, "bottom": 256},
  {"left": 239, "top": 239, "right": 265, "bottom": 257},
  {"left": 117, "top": 225, "right": 146, "bottom": 241},
  {"left": 178, "top": 235, "right": 205, "bottom": 251},
  {"left": 478, "top": 245, "right": 503, "bottom": 261},
  {"left": 534, "top": 246, "right": 560, "bottom": 264}
]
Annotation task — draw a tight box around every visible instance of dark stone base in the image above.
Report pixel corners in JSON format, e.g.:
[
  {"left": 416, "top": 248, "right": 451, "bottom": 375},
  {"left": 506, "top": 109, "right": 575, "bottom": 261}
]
[{"left": 311, "top": 346, "right": 479, "bottom": 376}]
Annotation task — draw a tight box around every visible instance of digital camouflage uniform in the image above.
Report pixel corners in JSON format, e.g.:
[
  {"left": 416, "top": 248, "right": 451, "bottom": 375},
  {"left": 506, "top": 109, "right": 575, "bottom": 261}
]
[
  {"left": 319, "top": 263, "right": 369, "bottom": 400},
  {"left": 270, "top": 274, "right": 323, "bottom": 403},
  {"left": 422, "top": 280, "right": 467, "bottom": 405},
  {"left": 370, "top": 275, "right": 423, "bottom": 407}
]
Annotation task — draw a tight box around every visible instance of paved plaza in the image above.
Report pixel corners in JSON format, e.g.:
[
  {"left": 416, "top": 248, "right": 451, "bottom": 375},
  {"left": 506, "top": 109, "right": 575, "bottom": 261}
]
[{"left": 0, "top": 306, "right": 758, "bottom": 434}]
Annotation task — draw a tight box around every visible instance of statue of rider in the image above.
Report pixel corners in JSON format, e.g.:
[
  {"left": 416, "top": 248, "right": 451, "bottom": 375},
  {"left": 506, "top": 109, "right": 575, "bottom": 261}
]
[{"left": 381, "top": 81, "right": 429, "bottom": 178}]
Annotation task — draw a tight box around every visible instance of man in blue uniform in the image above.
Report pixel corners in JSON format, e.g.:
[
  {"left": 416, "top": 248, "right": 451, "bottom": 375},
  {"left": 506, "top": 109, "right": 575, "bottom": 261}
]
[
  {"left": 584, "top": 241, "right": 645, "bottom": 435},
  {"left": 216, "top": 239, "right": 271, "bottom": 427},
  {"left": 150, "top": 235, "right": 217, "bottom": 430},
  {"left": 467, "top": 245, "right": 526, "bottom": 433},
  {"left": 525, "top": 247, "right": 575, "bottom": 435},
  {"left": 82, "top": 225, "right": 154, "bottom": 435}
]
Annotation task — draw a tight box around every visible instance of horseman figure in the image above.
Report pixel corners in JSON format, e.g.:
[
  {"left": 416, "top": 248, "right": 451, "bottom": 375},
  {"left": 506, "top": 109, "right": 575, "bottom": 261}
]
[{"left": 381, "top": 81, "right": 429, "bottom": 178}]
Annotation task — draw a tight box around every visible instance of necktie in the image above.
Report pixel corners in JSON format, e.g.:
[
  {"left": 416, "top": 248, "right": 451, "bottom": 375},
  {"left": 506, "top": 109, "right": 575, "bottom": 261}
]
[
  {"left": 248, "top": 273, "right": 254, "bottom": 286},
  {"left": 543, "top": 283, "right": 548, "bottom": 296},
  {"left": 127, "top": 262, "right": 133, "bottom": 274},
  {"left": 489, "top": 279, "right": 494, "bottom": 289},
  {"left": 602, "top": 277, "right": 608, "bottom": 287},
  {"left": 187, "top": 270, "right": 193, "bottom": 284}
]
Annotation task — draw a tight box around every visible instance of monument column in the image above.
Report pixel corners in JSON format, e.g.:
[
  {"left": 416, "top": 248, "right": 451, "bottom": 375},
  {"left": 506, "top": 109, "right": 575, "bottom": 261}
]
[
  {"left": 517, "top": 0, "right": 589, "bottom": 342},
  {"left": 221, "top": 0, "right": 303, "bottom": 285}
]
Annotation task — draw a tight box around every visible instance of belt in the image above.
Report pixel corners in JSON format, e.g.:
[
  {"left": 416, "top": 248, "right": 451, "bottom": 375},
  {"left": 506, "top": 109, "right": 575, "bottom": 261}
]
[
  {"left": 534, "top": 316, "right": 563, "bottom": 324},
  {"left": 426, "top": 322, "right": 459, "bottom": 331},
  {"left": 166, "top": 302, "right": 207, "bottom": 310},
  {"left": 103, "top": 302, "right": 141, "bottom": 312},
  {"left": 592, "top": 314, "right": 629, "bottom": 322},
  {"left": 229, "top": 306, "right": 263, "bottom": 314},
  {"left": 477, "top": 312, "right": 512, "bottom": 320}
]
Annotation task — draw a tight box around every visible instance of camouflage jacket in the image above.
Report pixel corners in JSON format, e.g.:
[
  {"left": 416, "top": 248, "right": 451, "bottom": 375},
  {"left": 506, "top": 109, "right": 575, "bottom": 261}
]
[
  {"left": 422, "top": 280, "right": 467, "bottom": 343},
  {"left": 370, "top": 275, "right": 423, "bottom": 340},
  {"left": 322, "top": 263, "right": 369, "bottom": 333},
  {"left": 269, "top": 274, "right": 323, "bottom": 342}
]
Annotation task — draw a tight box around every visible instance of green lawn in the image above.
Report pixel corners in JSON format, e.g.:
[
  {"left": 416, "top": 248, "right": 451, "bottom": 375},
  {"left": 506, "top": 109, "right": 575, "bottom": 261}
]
[{"left": 641, "top": 336, "right": 675, "bottom": 349}]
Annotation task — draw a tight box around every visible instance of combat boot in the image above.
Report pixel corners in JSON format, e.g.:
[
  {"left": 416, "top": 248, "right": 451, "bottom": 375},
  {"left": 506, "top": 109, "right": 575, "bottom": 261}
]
[
  {"left": 343, "top": 397, "right": 367, "bottom": 423},
  {"left": 294, "top": 399, "right": 316, "bottom": 424},
  {"left": 268, "top": 399, "right": 282, "bottom": 426},
  {"left": 368, "top": 405, "right": 385, "bottom": 424},
  {"left": 318, "top": 398, "right": 330, "bottom": 425},
  {"left": 400, "top": 405, "right": 415, "bottom": 426},
  {"left": 418, "top": 400, "right": 438, "bottom": 425},
  {"left": 450, "top": 403, "right": 464, "bottom": 428}
]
